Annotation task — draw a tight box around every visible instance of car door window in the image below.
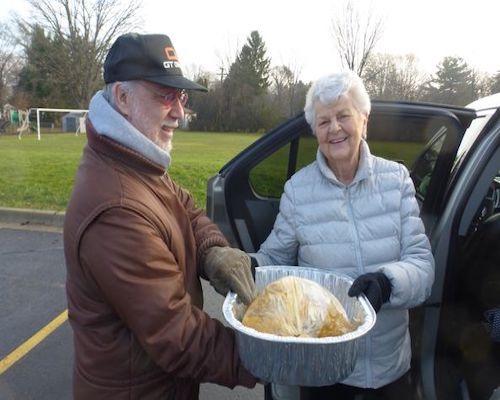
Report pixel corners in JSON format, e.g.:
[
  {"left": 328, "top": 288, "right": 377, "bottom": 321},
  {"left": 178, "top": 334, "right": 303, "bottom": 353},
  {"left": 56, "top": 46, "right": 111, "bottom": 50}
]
[
  {"left": 408, "top": 117, "right": 466, "bottom": 232},
  {"left": 249, "top": 132, "right": 316, "bottom": 198},
  {"left": 219, "top": 104, "right": 471, "bottom": 251},
  {"left": 411, "top": 128, "right": 447, "bottom": 201},
  {"left": 249, "top": 119, "right": 453, "bottom": 205}
]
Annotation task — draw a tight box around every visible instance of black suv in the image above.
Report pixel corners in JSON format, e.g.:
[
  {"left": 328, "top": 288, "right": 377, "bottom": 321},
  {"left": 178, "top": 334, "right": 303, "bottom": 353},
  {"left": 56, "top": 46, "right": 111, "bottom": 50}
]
[{"left": 206, "top": 94, "right": 500, "bottom": 400}]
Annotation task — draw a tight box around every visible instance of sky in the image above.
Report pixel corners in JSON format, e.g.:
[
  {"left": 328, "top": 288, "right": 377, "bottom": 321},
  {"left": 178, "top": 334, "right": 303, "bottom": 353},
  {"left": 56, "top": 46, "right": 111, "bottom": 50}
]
[{"left": 2, "top": 0, "right": 500, "bottom": 83}]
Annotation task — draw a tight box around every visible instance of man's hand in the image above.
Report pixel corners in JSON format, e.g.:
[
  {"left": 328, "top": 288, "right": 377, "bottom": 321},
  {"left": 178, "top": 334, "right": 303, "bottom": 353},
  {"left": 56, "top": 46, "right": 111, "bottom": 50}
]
[
  {"left": 203, "top": 247, "right": 257, "bottom": 305},
  {"left": 348, "top": 272, "right": 391, "bottom": 313}
]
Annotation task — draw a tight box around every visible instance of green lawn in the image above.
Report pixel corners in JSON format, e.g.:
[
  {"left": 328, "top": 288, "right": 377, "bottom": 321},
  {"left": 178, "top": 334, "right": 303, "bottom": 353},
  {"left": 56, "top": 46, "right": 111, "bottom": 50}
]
[
  {"left": 0, "top": 131, "right": 423, "bottom": 211},
  {"left": 0, "top": 131, "right": 260, "bottom": 211}
]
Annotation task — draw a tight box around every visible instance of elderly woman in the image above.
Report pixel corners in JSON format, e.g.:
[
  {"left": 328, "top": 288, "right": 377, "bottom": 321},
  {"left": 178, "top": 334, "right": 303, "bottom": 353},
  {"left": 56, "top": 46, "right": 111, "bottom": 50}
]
[{"left": 254, "top": 70, "right": 435, "bottom": 399}]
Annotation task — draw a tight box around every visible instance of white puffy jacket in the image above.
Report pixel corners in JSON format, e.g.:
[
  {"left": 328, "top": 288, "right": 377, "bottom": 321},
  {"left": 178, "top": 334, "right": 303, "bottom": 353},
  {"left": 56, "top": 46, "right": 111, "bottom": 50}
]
[{"left": 255, "top": 140, "right": 435, "bottom": 388}]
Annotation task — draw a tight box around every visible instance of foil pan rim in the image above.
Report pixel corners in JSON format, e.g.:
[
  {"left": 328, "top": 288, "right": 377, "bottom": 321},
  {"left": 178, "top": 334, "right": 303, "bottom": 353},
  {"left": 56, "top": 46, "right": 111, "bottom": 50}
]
[{"left": 222, "top": 266, "right": 376, "bottom": 344}]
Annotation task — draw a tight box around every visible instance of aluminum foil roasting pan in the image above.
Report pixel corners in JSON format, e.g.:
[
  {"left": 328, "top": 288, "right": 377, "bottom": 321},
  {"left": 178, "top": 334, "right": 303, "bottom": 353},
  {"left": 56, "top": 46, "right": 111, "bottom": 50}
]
[{"left": 223, "top": 266, "right": 376, "bottom": 386}]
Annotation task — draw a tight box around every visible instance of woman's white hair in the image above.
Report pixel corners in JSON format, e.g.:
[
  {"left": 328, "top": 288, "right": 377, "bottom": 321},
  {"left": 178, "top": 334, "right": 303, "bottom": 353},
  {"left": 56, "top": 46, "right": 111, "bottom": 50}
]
[{"left": 304, "top": 70, "right": 371, "bottom": 133}]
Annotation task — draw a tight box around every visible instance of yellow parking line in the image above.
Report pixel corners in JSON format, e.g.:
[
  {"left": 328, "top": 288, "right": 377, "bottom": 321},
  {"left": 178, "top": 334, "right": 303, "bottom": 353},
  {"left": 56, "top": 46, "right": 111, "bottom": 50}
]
[{"left": 0, "top": 309, "right": 68, "bottom": 375}]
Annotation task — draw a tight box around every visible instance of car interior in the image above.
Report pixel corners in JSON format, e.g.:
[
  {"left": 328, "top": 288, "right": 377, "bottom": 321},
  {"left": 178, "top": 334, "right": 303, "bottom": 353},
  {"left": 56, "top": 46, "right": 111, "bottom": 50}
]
[{"left": 435, "top": 170, "right": 500, "bottom": 400}]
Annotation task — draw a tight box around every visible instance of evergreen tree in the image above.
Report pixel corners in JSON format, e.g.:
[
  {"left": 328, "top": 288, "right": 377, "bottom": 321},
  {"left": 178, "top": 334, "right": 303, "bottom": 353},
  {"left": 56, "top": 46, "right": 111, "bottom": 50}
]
[
  {"left": 223, "top": 31, "right": 271, "bottom": 132},
  {"left": 228, "top": 30, "right": 271, "bottom": 94},
  {"left": 423, "top": 56, "right": 475, "bottom": 105},
  {"left": 16, "top": 26, "right": 68, "bottom": 107}
]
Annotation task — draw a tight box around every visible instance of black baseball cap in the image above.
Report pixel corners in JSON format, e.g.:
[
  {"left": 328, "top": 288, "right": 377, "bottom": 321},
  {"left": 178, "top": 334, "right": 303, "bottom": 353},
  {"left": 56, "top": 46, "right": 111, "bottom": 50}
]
[{"left": 103, "top": 33, "right": 207, "bottom": 92}]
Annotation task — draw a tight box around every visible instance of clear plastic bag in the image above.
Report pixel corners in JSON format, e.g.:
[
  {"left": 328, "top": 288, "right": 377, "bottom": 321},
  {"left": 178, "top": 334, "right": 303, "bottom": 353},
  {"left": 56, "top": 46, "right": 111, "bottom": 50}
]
[{"left": 242, "top": 276, "right": 354, "bottom": 337}]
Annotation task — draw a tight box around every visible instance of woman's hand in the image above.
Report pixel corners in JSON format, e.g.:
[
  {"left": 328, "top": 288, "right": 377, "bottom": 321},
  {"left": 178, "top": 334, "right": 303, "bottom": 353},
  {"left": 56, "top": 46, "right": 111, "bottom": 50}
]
[{"left": 348, "top": 272, "right": 392, "bottom": 313}]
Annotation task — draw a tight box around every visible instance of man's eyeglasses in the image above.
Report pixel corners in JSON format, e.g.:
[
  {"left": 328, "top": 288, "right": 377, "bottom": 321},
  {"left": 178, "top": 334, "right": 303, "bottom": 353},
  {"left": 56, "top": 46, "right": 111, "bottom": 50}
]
[{"left": 138, "top": 82, "right": 188, "bottom": 107}]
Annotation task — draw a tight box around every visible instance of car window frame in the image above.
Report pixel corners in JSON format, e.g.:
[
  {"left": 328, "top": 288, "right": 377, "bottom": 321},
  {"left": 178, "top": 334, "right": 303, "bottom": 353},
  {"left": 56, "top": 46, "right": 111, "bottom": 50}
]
[{"left": 217, "top": 102, "right": 474, "bottom": 250}]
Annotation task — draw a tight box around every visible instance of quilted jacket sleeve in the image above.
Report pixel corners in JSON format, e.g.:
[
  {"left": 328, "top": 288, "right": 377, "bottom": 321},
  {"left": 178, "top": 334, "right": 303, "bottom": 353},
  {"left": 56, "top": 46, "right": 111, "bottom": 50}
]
[
  {"left": 378, "top": 166, "right": 435, "bottom": 309},
  {"left": 254, "top": 180, "right": 299, "bottom": 267}
]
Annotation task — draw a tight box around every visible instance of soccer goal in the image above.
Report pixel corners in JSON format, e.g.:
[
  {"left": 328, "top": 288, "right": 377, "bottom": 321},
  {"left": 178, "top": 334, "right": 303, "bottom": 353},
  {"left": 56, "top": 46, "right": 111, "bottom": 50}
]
[{"left": 19, "top": 108, "right": 88, "bottom": 140}]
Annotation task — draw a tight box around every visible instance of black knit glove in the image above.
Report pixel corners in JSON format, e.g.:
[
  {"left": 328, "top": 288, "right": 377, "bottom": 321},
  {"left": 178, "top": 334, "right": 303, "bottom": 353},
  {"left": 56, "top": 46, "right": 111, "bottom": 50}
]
[{"left": 348, "top": 272, "right": 392, "bottom": 313}]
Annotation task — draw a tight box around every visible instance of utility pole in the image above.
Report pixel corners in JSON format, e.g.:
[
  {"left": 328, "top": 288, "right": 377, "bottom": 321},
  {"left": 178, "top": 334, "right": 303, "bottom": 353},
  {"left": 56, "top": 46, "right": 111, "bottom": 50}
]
[{"left": 219, "top": 67, "right": 227, "bottom": 83}]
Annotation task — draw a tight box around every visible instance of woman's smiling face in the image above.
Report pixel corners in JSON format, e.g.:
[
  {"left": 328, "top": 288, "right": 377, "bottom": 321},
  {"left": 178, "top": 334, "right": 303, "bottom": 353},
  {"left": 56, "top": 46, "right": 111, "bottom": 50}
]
[{"left": 314, "top": 93, "right": 368, "bottom": 176}]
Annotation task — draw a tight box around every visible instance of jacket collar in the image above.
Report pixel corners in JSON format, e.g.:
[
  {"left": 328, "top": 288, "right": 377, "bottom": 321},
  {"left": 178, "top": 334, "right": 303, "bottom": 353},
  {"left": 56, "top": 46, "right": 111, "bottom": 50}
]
[
  {"left": 87, "top": 90, "right": 171, "bottom": 170},
  {"left": 316, "top": 140, "right": 373, "bottom": 186},
  {"left": 86, "top": 121, "right": 166, "bottom": 176}
]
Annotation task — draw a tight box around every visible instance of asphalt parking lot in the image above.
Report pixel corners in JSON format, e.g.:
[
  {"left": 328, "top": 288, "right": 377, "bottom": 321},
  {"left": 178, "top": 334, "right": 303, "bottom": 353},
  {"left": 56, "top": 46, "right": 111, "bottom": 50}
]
[{"left": 0, "top": 214, "right": 263, "bottom": 400}]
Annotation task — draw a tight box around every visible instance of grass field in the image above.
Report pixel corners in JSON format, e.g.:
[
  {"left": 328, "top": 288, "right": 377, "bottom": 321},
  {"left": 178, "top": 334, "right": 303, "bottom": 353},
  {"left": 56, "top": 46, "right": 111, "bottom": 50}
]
[
  {"left": 0, "top": 131, "right": 260, "bottom": 211},
  {"left": 0, "top": 131, "right": 423, "bottom": 211}
]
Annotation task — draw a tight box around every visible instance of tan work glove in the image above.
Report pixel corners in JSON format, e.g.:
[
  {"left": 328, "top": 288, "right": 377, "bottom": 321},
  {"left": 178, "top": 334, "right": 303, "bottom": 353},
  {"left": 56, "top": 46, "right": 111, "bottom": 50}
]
[{"left": 203, "top": 246, "right": 257, "bottom": 305}]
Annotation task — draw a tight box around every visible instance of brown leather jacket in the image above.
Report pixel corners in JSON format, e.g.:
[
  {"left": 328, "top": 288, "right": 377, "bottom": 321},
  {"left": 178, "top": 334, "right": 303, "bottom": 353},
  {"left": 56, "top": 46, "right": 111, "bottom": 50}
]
[{"left": 64, "top": 123, "right": 256, "bottom": 399}]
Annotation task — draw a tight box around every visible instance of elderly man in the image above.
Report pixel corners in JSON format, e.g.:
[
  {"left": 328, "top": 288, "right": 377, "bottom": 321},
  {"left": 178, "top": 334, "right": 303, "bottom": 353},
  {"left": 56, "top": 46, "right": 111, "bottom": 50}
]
[{"left": 64, "top": 33, "right": 257, "bottom": 400}]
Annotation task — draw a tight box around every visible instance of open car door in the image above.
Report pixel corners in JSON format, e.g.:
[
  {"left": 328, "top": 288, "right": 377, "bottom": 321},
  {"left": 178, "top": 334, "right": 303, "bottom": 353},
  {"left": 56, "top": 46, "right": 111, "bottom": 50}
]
[
  {"left": 206, "top": 100, "right": 478, "bottom": 399},
  {"left": 207, "top": 101, "right": 474, "bottom": 252}
]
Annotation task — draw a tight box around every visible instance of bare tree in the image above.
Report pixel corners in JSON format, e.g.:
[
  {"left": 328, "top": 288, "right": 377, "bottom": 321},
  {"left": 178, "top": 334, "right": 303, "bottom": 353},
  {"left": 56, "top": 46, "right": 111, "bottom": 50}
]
[
  {"left": 490, "top": 70, "right": 500, "bottom": 95},
  {"left": 17, "top": 0, "right": 142, "bottom": 107},
  {"left": 214, "top": 38, "right": 241, "bottom": 86},
  {"left": 363, "top": 53, "right": 425, "bottom": 101},
  {"left": 271, "top": 64, "right": 304, "bottom": 118},
  {"left": 331, "top": 0, "right": 384, "bottom": 76},
  {"left": 470, "top": 69, "right": 491, "bottom": 99},
  {"left": 0, "top": 23, "right": 20, "bottom": 106}
]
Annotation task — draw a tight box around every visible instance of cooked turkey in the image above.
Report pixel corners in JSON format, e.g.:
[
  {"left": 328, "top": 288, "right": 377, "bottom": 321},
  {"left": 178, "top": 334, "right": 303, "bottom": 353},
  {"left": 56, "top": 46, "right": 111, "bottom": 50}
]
[{"left": 242, "top": 276, "right": 354, "bottom": 337}]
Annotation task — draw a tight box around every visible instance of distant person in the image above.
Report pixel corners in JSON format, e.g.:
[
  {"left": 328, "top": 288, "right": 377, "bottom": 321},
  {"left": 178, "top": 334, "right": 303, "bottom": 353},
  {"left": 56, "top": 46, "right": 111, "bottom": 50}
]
[
  {"left": 254, "top": 70, "right": 435, "bottom": 399},
  {"left": 64, "top": 32, "right": 257, "bottom": 399}
]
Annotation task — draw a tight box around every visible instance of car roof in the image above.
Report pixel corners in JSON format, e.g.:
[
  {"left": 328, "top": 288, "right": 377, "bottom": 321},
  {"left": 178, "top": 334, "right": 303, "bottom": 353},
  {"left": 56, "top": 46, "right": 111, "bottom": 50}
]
[
  {"left": 371, "top": 100, "right": 476, "bottom": 130},
  {"left": 219, "top": 100, "right": 478, "bottom": 176},
  {"left": 466, "top": 92, "right": 500, "bottom": 111}
]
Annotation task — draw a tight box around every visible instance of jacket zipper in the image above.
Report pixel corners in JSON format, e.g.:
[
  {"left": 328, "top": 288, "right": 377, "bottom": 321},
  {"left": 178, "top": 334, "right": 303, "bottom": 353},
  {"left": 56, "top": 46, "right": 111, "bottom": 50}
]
[{"left": 346, "top": 184, "right": 373, "bottom": 387}]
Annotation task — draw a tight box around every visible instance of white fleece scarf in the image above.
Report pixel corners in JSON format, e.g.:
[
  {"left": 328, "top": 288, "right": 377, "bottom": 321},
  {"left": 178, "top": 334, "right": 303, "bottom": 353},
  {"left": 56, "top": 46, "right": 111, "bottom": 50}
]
[{"left": 88, "top": 90, "right": 171, "bottom": 169}]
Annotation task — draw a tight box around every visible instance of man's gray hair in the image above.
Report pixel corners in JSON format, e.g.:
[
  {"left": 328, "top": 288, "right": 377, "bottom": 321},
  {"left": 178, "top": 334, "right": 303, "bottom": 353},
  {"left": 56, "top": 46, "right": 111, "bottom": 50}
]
[
  {"left": 304, "top": 70, "right": 371, "bottom": 133},
  {"left": 102, "top": 81, "right": 137, "bottom": 110}
]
